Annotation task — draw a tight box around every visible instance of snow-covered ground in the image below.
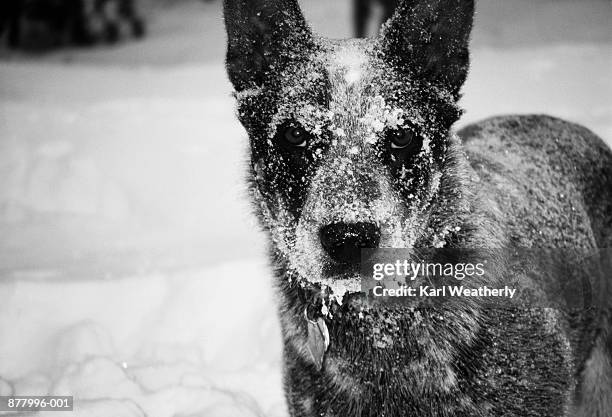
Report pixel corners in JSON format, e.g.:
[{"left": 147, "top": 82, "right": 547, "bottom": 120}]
[{"left": 0, "top": 0, "right": 610, "bottom": 416}]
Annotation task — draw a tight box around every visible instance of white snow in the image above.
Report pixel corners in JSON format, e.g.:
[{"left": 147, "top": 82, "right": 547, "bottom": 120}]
[
  {"left": 0, "top": 262, "right": 285, "bottom": 417},
  {"left": 460, "top": 44, "right": 612, "bottom": 141},
  {"left": 0, "top": 0, "right": 610, "bottom": 416}
]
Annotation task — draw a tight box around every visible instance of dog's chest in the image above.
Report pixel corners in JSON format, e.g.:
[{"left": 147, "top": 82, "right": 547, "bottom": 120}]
[{"left": 285, "top": 307, "right": 576, "bottom": 417}]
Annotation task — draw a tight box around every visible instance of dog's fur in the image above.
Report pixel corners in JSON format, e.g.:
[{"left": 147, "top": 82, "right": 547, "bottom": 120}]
[{"left": 223, "top": 0, "right": 612, "bottom": 416}]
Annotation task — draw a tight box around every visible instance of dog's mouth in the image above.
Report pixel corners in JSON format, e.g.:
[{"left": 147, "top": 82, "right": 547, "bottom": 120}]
[
  {"left": 295, "top": 266, "right": 363, "bottom": 308},
  {"left": 322, "top": 260, "right": 360, "bottom": 278}
]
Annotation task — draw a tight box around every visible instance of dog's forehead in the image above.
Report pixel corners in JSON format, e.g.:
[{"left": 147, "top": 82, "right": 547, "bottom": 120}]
[
  {"left": 266, "top": 39, "right": 427, "bottom": 145},
  {"left": 325, "top": 40, "right": 371, "bottom": 86},
  {"left": 318, "top": 38, "right": 404, "bottom": 101}
]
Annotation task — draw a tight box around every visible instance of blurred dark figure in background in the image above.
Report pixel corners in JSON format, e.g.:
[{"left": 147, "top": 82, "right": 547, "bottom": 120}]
[
  {"left": 354, "top": 0, "right": 398, "bottom": 38},
  {"left": 0, "top": 0, "right": 146, "bottom": 49},
  {"left": 0, "top": 0, "right": 23, "bottom": 47}
]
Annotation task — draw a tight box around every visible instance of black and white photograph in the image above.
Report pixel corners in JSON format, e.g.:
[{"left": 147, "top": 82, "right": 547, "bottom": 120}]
[{"left": 0, "top": 1, "right": 611, "bottom": 416}]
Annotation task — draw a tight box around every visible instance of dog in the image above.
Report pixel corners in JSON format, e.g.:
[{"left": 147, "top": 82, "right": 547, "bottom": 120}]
[
  {"left": 354, "top": 0, "right": 399, "bottom": 38},
  {"left": 222, "top": 0, "right": 612, "bottom": 415}
]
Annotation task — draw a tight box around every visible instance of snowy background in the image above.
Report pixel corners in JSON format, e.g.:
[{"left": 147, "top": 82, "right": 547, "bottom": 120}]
[{"left": 0, "top": 0, "right": 610, "bottom": 416}]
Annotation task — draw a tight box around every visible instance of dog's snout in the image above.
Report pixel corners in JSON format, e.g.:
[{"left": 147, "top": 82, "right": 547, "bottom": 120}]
[{"left": 319, "top": 222, "right": 381, "bottom": 264}]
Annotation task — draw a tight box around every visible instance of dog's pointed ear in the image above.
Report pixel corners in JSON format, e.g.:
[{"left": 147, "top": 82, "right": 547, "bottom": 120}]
[
  {"left": 223, "top": 0, "right": 314, "bottom": 92},
  {"left": 377, "top": 0, "right": 474, "bottom": 97}
]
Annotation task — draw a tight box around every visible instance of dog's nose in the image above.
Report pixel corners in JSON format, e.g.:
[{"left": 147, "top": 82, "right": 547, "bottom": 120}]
[{"left": 319, "top": 222, "right": 381, "bottom": 264}]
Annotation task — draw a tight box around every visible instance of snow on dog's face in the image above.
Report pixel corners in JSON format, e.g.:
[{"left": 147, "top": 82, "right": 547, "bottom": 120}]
[{"left": 224, "top": 0, "right": 473, "bottom": 302}]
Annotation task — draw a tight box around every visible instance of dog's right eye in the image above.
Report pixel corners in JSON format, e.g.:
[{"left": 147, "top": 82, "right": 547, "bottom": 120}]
[
  {"left": 387, "top": 127, "right": 417, "bottom": 150},
  {"left": 282, "top": 125, "right": 309, "bottom": 148}
]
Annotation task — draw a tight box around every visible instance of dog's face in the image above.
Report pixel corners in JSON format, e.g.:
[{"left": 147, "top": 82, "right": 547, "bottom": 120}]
[{"left": 225, "top": 0, "right": 473, "bottom": 302}]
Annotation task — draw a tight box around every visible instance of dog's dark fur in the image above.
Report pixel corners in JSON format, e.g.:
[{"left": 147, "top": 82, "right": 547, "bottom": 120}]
[{"left": 223, "top": 0, "right": 612, "bottom": 416}]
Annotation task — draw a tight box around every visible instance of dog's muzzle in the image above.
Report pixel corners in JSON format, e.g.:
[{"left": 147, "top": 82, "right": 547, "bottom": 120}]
[{"left": 319, "top": 221, "right": 381, "bottom": 265}]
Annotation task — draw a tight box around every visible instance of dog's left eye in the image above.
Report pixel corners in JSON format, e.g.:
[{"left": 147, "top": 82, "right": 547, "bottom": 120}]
[
  {"left": 387, "top": 127, "right": 417, "bottom": 150},
  {"left": 283, "top": 125, "right": 309, "bottom": 148}
]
